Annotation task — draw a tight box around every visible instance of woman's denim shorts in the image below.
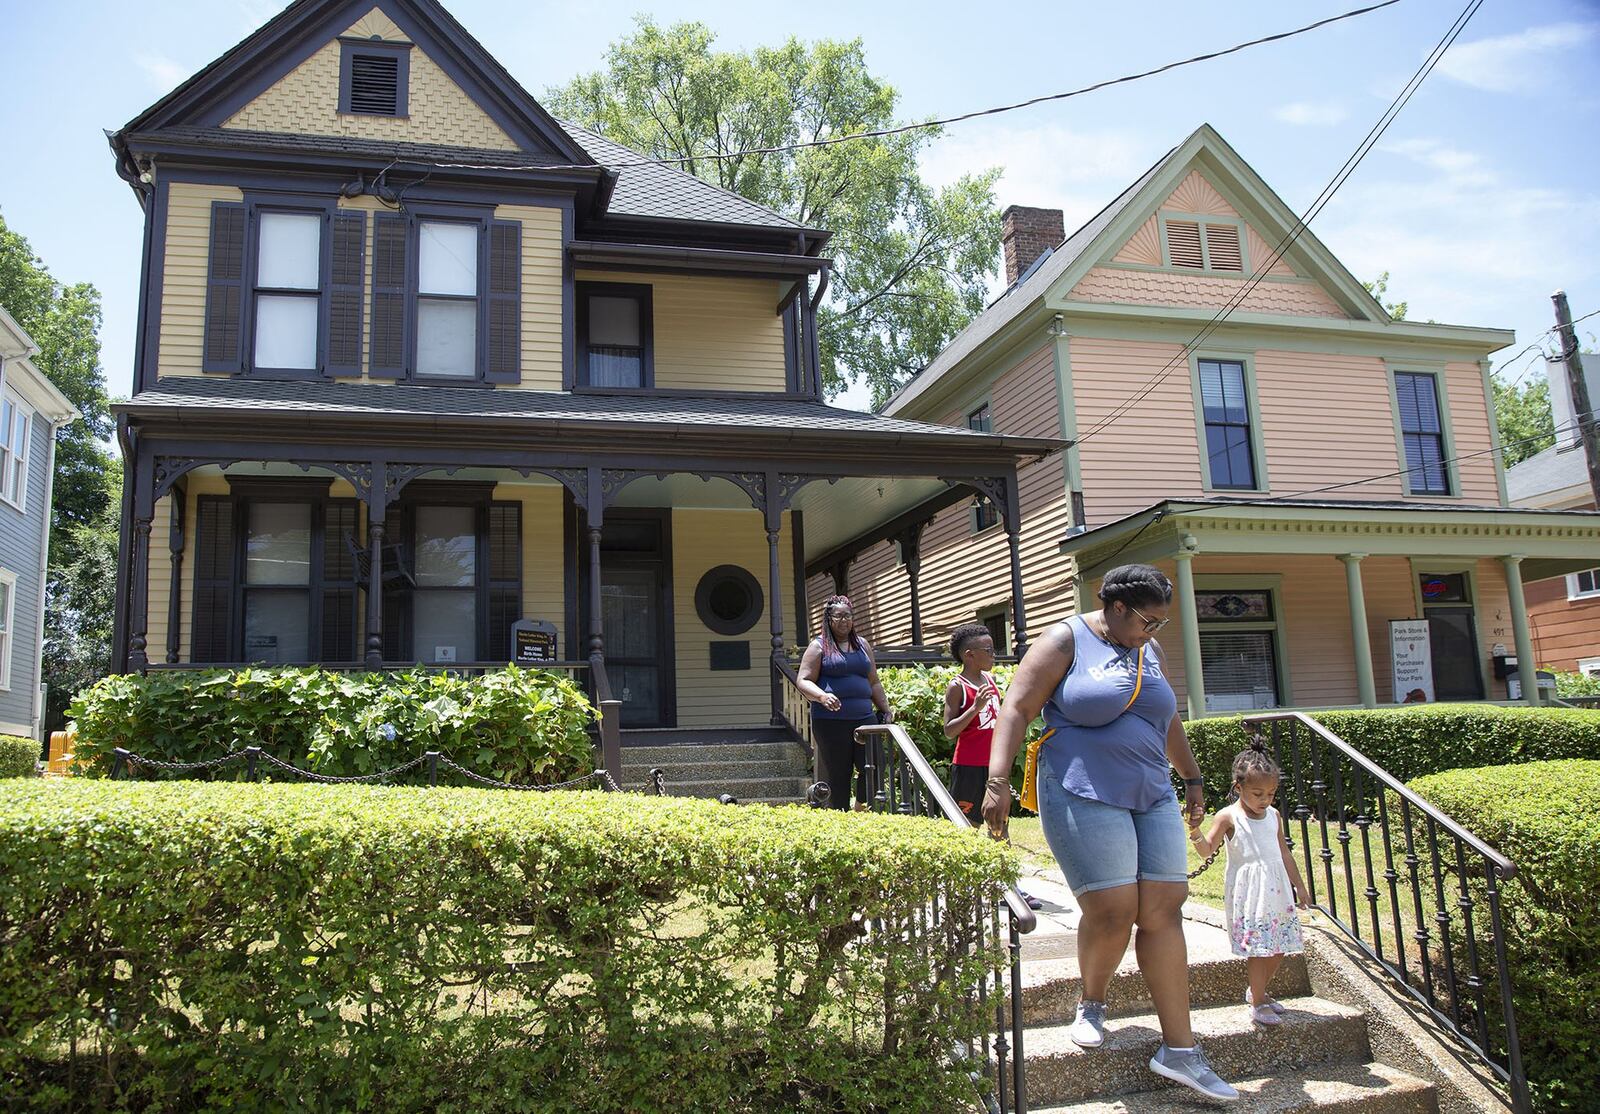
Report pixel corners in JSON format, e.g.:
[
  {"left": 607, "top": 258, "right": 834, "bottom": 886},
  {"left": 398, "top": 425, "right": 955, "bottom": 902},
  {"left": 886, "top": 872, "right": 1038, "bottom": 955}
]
[{"left": 1037, "top": 747, "right": 1190, "bottom": 894}]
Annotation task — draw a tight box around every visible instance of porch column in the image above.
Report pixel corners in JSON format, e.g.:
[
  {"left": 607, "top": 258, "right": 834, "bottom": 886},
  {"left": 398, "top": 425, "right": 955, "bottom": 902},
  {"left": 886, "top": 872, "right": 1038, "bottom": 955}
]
[
  {"left": 1502, "top": 554, "right": 1538, "bottom": 706},
  {"left": 765, "top": 476, "right": 786, "bottom": 727},
  {"left": 1340, "top": 553, "right": 1378, "bottom": 708},
  {"left": 1174, "top": 550, "right": 1206, "bottom": 719},
  {"left": 127, "top": 448, "right": 155, "bottom": 673},
  {"left": 1003, "top": 472, "right": 1029, "bottom": 655},
  {"left": 830, "top": 560, "right": 849, "bottom": 599},
  {"left": 364, "top": 464, "right": 388, "bottom": 670},
  {"left": 898, "top": 524, "right": 925, "bottom": 646},
  {"left": 165, "top": 482, "right": 185, "bottom": 664}
]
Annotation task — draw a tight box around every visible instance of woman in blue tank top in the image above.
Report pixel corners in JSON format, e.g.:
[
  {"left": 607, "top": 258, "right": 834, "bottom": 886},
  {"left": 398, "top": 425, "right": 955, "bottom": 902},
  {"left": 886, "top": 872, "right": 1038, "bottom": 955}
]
[
  {"left": 979, "top": 565, "right": 1237, "bottom": 1103},
  {"left": 796, "top": 595, "right": 892, "bottom": 810}
]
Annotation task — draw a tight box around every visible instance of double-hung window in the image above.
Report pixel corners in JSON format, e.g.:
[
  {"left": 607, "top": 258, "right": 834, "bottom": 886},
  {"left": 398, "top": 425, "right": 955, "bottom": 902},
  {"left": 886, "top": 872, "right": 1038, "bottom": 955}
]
[
  {"left": 253, "top": 211, "right": 323, "bottom": 372},
  {"left": 1195, "top": 588, "right": 1281, "bottom": 713},
  {"left": 416, "top": 221, "right": 479, "bottom": 378},
  {"left": 1570, "top": 568, "right": 1600, "bottom": 600},
  {"left": 577, "top": 282, "right": 652, "bottom": 388},
  {"left": 0, "top": 393, "right": 30, "bottom": 510},
  {"left": 1394, "top": 371, "right": 1450, "bottom": 495},
  {"left": 1197, "top": 359, "right": 1257, "bottom": 490},
  {"left": 0, "top": 568, "right": 13, "bottom": 690},
  {"left": 968, "top": 404, "right": 999, "bottom": 530}
]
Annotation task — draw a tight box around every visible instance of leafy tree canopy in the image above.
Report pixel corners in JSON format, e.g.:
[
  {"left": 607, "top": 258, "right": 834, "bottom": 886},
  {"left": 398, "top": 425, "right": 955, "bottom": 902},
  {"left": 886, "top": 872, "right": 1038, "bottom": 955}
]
[
  {"left": 1492, "top": 366, "right": 1555, "bottom": 469},
  {"left": 547, "top": 19, "right": 1002, "bottom": 407}
]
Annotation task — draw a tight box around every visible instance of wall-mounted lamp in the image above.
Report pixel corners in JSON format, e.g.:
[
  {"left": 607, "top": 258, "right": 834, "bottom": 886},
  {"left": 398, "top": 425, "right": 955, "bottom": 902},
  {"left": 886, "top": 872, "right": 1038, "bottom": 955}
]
[
  {"left": 1047, "top": 313, "right": 1066, "bottom": 337},
  {"left": 137, "top": 159, "right": 156, "bottom": 185}
]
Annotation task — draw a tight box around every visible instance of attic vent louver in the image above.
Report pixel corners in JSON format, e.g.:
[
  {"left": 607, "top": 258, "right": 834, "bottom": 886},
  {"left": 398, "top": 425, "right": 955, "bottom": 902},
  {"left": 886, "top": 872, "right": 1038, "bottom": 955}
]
[
  {"left": 349, "top": 55, "right": 400, "bottom": 115},
  {"left": 1204, "top": 224, "right": 1243, "bottom": 271},
  {"left": 1166, "top": 220, "right": 1203, "bottom": 269}
]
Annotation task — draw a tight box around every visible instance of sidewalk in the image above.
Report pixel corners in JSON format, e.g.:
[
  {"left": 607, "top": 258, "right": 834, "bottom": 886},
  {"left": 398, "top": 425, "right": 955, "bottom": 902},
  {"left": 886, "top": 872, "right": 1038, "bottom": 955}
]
[{"left": 1016, "top": 863, "right": 1234, "bottom": 964}]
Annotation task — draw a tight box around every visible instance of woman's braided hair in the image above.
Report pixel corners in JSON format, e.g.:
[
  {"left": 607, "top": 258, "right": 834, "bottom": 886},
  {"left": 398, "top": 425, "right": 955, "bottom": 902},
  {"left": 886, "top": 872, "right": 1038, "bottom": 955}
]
[
  {"left": 1097, "top": 563, "right": 1173, "bottom": 610},
  {"left": 1232, "top": 736, "right": 1281, "bottom": 787}
]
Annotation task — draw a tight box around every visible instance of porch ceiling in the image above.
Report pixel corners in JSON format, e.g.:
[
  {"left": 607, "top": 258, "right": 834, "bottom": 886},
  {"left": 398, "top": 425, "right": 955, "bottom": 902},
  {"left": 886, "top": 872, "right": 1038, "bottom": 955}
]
[
  {"left": 793, "top": 476, "right": 954, "bottom": 562},
  {"left": 1063, "top": 498, "right": 1600, "bottom": 583}
]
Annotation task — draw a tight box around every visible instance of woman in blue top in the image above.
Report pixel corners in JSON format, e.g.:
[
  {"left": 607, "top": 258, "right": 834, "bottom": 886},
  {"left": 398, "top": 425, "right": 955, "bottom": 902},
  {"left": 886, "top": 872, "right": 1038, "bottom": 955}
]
[
  {"left": 981, "top": 565, "right": 1237, "bottom": 1105},
  {"left": 797, "top": 595, "right": 892, "bottom": 810}
]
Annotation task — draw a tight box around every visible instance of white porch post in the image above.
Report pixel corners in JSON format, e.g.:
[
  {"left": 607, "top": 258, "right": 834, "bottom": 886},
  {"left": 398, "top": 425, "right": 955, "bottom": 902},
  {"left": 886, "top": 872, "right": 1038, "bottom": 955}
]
[
  {"left": 1340, "top": 553, "right": 1378, "bottom": 708},
  {"left": 1502, "top": 554, "right": 1538, "bottom": 705},
  {"left": 1174, "top": 551, "right": 1206, "bottom": 719}
]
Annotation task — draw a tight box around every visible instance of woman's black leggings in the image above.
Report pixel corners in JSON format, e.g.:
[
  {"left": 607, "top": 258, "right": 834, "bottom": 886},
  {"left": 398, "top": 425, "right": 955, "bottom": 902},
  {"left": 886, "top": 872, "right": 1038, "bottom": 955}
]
[{"left": 812, "top": 717, "right": 872, "bottom": 810}]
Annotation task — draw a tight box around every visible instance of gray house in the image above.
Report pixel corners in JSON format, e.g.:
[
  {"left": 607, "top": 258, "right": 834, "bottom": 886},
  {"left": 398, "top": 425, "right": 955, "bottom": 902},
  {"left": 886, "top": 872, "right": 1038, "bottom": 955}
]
[{"left": 0, "top": 307, "right": 77, "bottom": 741}]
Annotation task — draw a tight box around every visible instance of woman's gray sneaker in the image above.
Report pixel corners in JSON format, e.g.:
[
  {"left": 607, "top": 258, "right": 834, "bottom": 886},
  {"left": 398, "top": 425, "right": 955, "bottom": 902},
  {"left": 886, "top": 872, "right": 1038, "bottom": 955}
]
[
  {"left": 1067, "top": 1000, "right": 1107, "bottom": 1047},
  {"left": 1148, "top": 1044, "right": 1240, "bottom": 1103}
]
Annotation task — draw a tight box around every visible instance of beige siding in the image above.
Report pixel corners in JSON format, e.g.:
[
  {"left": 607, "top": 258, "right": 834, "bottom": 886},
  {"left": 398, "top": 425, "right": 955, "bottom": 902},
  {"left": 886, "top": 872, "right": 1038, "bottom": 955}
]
[
  {"left": 575, "top": 270, "right": 787, "bottom": 392},
  {"left": 495, "top": 205, "right": 565, "bottom": 390},
  {"left": 1069, "top": 266, "right": 1345, "bottom": 317},
  {"left": 673, "top": 508, "right": 794, "bottom": 726},
  {"left": 828, "top": 343, "right": 1077, "bottom": 652},
  {"left": 159, "top": 183, "right": 243, "bottom": 378},
  {"left": 145, "top": 495, "right": 176, "bottom": 661},
  {"left": 223, "top": 11, "right": 517, "bottom": 150}
]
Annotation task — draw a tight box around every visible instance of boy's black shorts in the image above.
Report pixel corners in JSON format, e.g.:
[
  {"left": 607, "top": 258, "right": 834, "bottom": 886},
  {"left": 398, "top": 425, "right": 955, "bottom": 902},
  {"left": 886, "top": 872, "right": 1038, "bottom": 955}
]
[{"left": 949, "top": 763, "right": 987, "bottom": 826}]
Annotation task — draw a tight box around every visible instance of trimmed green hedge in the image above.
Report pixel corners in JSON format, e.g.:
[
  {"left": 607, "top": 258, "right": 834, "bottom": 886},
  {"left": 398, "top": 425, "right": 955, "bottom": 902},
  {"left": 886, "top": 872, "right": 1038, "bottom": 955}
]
[
  {"left": 0, "top": 780, "right": 1014, "bottom": 1112},
  {"left": 1186, "top": 704, "right": 1600, "bottom": 802},
  {"left": 1410, "top": 760, "right": 1600, "bottom": 1112},
  {"left": 67, "top": 665, "right": 596, "bottom": 785},
  {"left": 0, "top": 735, "right": 36, "bottom": 779}
]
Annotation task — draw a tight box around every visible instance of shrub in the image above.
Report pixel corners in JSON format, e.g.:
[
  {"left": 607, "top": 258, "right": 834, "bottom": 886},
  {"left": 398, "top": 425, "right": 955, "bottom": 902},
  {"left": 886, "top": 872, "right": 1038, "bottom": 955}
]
[
  {"left": 67, "top": 666, "right": 596, "bottom": 785},
  {"left": 0, "top": 780, "right": 1015, "bottom": 1112},
  {"left": 0, "top": 735, "right": 36, "bottom": 779},
  {"left": 1551, "top": 669, "right": 1600, "bottom": 698},
  {"left": 1184, "top": 704, "right": 1600, "bottom": 802},
  {"left": 1409, "top": 760, "right": 1600, "bottom": 1112}
]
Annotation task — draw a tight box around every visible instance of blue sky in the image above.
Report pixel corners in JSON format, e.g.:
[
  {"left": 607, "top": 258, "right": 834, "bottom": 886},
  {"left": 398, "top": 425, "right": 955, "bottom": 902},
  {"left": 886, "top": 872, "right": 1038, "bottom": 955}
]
[{"left": 1, "top": 0, "right": 1596, "bottom": 410}]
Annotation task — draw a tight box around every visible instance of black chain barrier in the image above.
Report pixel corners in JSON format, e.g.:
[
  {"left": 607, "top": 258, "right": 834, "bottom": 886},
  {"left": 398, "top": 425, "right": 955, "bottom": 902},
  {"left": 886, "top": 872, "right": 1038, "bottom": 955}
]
[{"left": 112, "top": 745, "right": 615, "bottom": 792}]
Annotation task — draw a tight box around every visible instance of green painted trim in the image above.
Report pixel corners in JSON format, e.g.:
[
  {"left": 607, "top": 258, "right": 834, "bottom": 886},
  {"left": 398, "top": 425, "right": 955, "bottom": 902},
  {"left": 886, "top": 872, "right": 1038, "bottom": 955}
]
[
  {"left": 1187, "top": 349, "right": 1270, "bottom": 494},
  {"left": 1050, "top": 332, "right": 1081, "bottom": 498},
  {"left": 1049, "top": 299, "right": 1515, "bottom": 350},
  {"left": 1407, "top": 557, "right": 1496, "bottom": 699},
  {"left": 1192, "top": 572, "right": 1294, "bottom": 707},
  {"left": 1479, "top": 355, "right": 1510, "bottom": 505},
  {"left": 1158, "top": 210, "right": 1251, "bottom": 275},
  {"left": 1098, "top": 260, "right": 1317, "bottom": 286},
  {"left": 1058, "top": 315, "right": 1509, "bottom": 362},
  {"left": 1385, "top": 363, "right": 1463, "bottom": 499}
]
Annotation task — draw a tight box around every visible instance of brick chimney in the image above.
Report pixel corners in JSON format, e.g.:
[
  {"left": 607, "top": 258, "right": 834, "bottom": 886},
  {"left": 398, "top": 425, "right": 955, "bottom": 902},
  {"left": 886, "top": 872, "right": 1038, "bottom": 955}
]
[{"left": 1001, "top": 205, "right": 1065, "bottom": 286}]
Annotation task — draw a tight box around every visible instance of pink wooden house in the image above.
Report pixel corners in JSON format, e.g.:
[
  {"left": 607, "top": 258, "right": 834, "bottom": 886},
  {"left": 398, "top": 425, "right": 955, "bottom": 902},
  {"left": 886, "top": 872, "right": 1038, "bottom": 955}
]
[{"left": 813, "top": 126, "right": 1600, "bottom": 713}]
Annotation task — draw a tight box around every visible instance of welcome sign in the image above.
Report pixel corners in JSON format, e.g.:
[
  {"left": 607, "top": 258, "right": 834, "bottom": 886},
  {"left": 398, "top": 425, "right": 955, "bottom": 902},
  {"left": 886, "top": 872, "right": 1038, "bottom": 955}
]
[{"left": 1390, "top": 619, "right": 1434, "bottom": 703}]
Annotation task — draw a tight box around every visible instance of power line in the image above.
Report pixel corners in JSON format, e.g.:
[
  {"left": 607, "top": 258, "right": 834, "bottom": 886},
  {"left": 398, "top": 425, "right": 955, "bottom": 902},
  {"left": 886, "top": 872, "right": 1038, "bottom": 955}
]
[
  {"left": 1491, "top": 307, "right": 1600, "bottom": 389},
  {"left": 412, "top": 0, "right": 1407, "bottom": 174},
  {"left": 1073, "top": 0, "right": 1482, "bottom": 449}
]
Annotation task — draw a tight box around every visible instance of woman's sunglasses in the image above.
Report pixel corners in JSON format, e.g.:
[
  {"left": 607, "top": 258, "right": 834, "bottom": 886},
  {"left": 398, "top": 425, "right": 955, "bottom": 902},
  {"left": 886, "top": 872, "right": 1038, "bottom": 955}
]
[{"left": 1127, "top": 604, "right": 1171, "bottom": 634}]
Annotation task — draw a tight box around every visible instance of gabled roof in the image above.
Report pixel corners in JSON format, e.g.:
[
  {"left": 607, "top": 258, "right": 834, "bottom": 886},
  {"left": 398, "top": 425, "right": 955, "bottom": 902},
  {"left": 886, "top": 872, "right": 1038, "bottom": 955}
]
[
  {"left": 119, "top": 0, "right": 591, "bottom": 164},
  {"left": 886, "top": 124, "right": 1512, "bottom": 417}
]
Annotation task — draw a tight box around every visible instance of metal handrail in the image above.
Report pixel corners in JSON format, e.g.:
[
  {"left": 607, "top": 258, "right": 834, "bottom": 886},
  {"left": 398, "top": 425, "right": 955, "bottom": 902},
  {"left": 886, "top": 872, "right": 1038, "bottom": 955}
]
[
  {"left": 856, "top": 722, "right": 1034, "bottom": 1114},
  {"left": 1242, "top": 711, "right": 1529, "bottom": 1112}
]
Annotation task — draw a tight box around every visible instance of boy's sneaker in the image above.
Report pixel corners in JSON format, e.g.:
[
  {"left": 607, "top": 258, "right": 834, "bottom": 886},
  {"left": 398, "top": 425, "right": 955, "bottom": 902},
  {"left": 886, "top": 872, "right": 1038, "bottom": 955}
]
[
  {"left": 1148, "top": 1044, "right": 1239, "bottom": 1103},
  {"left": 1245, "top": 987, "right": 1286, "bottom": 1014},
  {"left": 1067, "top": 1000, "right": 1107, "bottom": 1047}
]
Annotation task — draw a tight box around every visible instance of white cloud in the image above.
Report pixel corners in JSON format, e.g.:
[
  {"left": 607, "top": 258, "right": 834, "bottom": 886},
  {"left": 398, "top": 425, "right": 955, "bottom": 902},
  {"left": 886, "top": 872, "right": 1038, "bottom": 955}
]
[
  {"left": 1378, "top": 138, "right": 1495, "bottom": 186},
  {"left": 1435, "top": 21, "right": 1599, "bottom": 93},
  {"left": 1273, "top": 101, "right": 1348, "bottom": 127},
  {"left": 135, "top": 53, "right": 188, "bottom": 93}
]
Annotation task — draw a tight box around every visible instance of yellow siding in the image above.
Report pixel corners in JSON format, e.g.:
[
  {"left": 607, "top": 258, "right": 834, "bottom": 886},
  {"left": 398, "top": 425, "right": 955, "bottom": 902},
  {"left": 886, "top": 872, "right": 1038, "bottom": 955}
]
[
  {"left": 145, "top": 496, "right": 175, "bottom": 661},
  {"left": 489, "top": 481, "right": 566, "bottom": 644},
  {"left": 222, "top": 13, "right": 517, "bottom": 150},
  {"left": 159, "top": 183, "right": 243, "bottom": 378},
  {"left": 575, "top": 270, "right": 787, "bottom": 392},
  {"left": 672, "top": 508, "right": 794, "bottom": 727},
  {"left": 495, "top": 205, "right": 565, "bottom": 391}
]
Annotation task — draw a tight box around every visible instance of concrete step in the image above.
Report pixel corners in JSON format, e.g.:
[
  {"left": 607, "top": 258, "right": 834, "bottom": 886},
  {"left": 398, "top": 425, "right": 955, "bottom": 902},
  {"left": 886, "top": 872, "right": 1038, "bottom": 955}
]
[
  {"left": 620, "top": 757, "right": 809, "bottom": 783},
  {"left": 1032, "top": 1060, "right": 1437, "bottom": 1113},
  {"left": 622, "top": 776, "right": 810, "bottom": 801},
  {"left": 1019, "top": 996, "right": 1370, "bottom": 1107},
  {"left": 620, "top": 740, "right": 808, "bottom": 766},
  {"left": 1018, "top": 952, "right": 1313, "bottom": 1023}
]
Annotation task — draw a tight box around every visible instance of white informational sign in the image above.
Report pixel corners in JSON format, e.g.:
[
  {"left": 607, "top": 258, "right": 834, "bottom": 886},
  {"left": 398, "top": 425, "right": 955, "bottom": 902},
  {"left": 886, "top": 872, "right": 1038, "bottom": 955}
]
[{"left": 1390, "top": 620, "right": 1434, "bottom": 703}]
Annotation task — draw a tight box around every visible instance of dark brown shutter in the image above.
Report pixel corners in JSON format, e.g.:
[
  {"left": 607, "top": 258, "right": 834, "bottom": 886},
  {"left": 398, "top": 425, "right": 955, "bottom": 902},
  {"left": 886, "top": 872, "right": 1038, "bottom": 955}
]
[
  {"left": 191, "top": 495, "right": 235, "bottom": 661},
  {"left": 370, "top": 213, "right": 409, "bottom": 378},
  {"left": 487, "top": 501, "right": 522, "bottom": 661},
  {"left": 485, "top": 219, "right": 521, "bottom": 384},
  {"left": 320, "top": 501, "right": 359, "bottom": 661},
  {"left": 327, "top": 211, "right": 366, "bottom": 377},
  {"left": 202, "top": 202, "right": 247, "bottom": 372}
]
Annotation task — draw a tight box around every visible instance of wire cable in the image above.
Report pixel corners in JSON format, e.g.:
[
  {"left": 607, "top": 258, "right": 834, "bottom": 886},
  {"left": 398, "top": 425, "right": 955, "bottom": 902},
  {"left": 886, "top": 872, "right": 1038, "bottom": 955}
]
[
  {"left": 404, "top": 1, "right": 1408, "bottom": 174},
  {"left": 1072, "top": 0, "right": 1482, "bottom": 449}
]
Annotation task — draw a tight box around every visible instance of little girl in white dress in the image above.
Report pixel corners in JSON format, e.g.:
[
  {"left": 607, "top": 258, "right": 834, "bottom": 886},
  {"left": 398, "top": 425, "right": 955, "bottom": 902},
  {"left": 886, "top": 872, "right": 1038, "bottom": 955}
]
[{"left": 1189, "top": 741, "right": 1310, "bottom": 1026}]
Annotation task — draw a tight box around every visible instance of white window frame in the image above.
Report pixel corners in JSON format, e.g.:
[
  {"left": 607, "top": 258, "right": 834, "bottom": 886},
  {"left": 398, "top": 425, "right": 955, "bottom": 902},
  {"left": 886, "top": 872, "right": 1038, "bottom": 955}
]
[
  {"left": 1567, "top": 568, "right": 1600, "bottom": 601},
  {"left": 0, "top": 392, "right": 32, "bottom": 513},
  {"left": 0, "top": 568, "right": 16, "bottom": 691},
  {"left": 1578, "top": 657, "right": 1600, "bottom": 680}
]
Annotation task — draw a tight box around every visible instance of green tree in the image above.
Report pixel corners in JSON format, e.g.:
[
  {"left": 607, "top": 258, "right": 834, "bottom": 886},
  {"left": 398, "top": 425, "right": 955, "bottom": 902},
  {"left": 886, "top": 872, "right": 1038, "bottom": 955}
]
[
  {"left": 547, "top": 19, "right": 1002, "bottom": 406},
  {"left": 1362, "top": 271, "right": 1408, "bottom": 321},
  {"left": 1492, "top": 367, "right": 1555, "bottom": 468}
]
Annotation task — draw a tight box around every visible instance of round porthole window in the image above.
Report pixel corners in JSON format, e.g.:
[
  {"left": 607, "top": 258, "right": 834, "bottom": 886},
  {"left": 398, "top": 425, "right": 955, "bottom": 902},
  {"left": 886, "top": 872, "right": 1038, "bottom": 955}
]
[{"left": 695, "top": 565, "right": 763, "bottom": 636}]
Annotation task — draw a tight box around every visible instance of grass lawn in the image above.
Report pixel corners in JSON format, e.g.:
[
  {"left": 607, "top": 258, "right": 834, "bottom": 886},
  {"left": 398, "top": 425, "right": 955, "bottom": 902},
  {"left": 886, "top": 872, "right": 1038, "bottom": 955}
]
[{"left": 1006, "top": 814, "right": 1228, "bottom": 908}]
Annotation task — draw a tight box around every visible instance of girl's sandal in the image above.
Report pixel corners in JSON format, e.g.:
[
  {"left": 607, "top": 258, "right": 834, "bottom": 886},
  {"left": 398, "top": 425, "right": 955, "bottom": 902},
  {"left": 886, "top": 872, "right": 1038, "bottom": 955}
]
[{"left": 1245, "top": 988, "right": 1287, "bottom": 1014}]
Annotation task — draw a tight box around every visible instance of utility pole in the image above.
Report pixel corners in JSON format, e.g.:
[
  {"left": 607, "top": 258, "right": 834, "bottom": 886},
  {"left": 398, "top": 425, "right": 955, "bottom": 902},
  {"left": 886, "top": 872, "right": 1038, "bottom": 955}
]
[{"left": 1552, "top": 290, "right": 1600, "bottom": 508}]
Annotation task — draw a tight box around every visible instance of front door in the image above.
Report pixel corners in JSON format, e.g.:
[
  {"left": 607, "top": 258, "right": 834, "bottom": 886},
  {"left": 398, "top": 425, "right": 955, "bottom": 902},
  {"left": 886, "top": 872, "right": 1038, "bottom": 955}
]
[
  {"left": 576, "top": 510, "right": 675, "bottom": 728},
  {"left": 1419, "top": 572, "right": 1484, "bottom": 701}
]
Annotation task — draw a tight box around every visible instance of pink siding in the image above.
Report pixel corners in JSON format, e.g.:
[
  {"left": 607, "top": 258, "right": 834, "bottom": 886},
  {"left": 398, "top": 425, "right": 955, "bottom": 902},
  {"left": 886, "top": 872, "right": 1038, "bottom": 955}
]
[
  {"left": 1165, "top": 171, "right": 1236, "bottom": 217},
  {"left": 1253, "top": 350, "right": 1407, "bottom": 499},
  {"left": 1113, "top": 215, "right": 1163, "bottom": 265},
  {"left": 1444, "top": 362, "right": 1502, "bottom": 502},
  {"left": 1069, "top": 267, "right": 1346, "bottom": 317}
]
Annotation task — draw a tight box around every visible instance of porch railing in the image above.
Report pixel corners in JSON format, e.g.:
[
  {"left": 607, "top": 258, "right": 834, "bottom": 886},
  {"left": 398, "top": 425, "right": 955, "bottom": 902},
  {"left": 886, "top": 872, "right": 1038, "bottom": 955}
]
[
  {"left": 855, "top": 723, "right": 1035, "bottom": 1114},
  {"left": 773, "top": 657, "right": 816, "bottom": 759},
  {"left": 1242, "top": 711, "right": 1529, "bottom": 1112}
]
